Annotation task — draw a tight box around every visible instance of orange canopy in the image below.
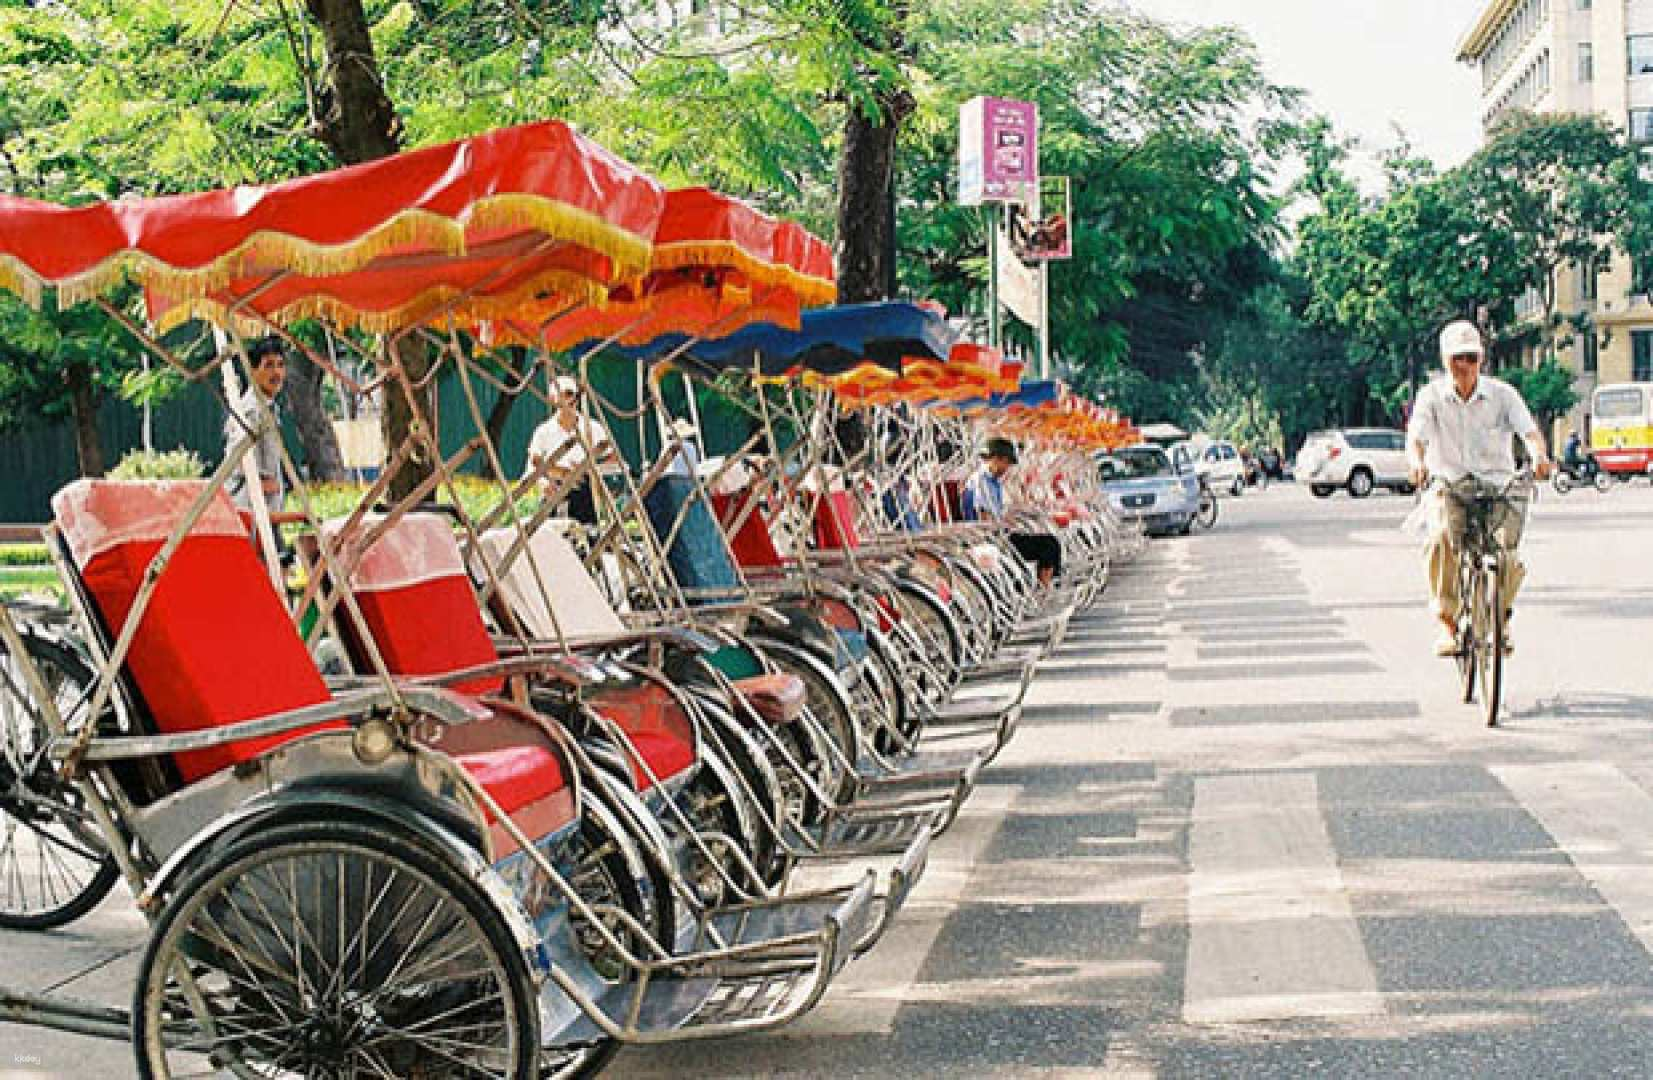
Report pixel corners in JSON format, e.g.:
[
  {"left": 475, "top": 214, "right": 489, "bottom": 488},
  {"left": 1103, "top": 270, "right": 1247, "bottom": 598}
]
[{"left": 490, "top": 187, "right": 834, "bottom": 350}]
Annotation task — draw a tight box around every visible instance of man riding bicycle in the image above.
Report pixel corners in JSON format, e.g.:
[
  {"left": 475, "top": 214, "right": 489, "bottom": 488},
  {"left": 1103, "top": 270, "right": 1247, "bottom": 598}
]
[{"left": 1406, "top": 321, "right": 1554, "bottom": 657}]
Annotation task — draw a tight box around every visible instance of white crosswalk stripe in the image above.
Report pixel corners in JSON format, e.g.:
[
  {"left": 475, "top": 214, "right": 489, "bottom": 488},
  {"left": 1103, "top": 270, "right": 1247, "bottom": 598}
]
[
  {"left": 1493, "top": 761, "right": 1653, "bottom": 957},
  {"left": 1183, "top": 771, "right": 1384, "bottom": 1023}
]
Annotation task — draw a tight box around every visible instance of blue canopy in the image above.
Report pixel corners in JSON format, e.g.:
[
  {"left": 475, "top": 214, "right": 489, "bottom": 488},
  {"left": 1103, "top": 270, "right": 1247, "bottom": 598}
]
[
  {"left": 594, "top": 301, "right": 957, "bottom": 375},
  {"left": 944, "top": 380, "right": 1063, "bottom": 412}
]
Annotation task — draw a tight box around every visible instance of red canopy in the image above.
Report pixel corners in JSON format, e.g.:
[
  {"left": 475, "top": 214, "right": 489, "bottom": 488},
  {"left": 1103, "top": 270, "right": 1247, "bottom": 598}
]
[{"left": 0, "top": 121, "right": 666, "bottom": 332}]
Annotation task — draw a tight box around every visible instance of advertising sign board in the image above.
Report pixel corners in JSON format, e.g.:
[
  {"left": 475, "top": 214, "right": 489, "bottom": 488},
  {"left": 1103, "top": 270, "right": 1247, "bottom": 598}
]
[{"left": 958, "top": 96, "right": 1039, "bottom": 205}]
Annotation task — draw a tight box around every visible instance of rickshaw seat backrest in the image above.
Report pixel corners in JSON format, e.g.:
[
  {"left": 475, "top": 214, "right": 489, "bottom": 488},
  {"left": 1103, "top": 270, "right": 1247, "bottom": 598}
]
[
  {"left": 53, "top": 483, "right": 573, "bottom": 835},
  {"left": 642, "top": 474, "right": 741, "bottom": 595},
  {"left": 51, "top": 479, "right": 336, "bottom": 784},
  {"left": 711, "top": 489, "right": 784, "bottom": 569},
  {"left": 476, "top": 523, "right": 626, "bottom": 641},
  {"left": 325, "top": 513, "right": 505, "bottom": 696},
  {"left": 337, "top": 515, "right": 694, "bottom": 792},
  {"left": 812, "top": 490, "right": 861, "bottom": 550}
]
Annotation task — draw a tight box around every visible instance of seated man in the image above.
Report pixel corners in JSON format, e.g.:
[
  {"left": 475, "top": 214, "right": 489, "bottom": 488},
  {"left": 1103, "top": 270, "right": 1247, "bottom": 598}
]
[{"left": 961, "top": 436, "right": 1061, "bottom": 587}]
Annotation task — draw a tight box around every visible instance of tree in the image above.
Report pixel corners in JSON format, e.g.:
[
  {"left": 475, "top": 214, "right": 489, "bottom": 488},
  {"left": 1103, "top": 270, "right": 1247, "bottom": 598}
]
[
  {"left": 0, "top": 293, "right": 139, "bottom": 477},
  {"left": 894, "top": 1, "right": 1300, "bottom": 422},
  {"left": 1501, "top": 356, "right": 1579, "bottom": 438},
  {"left": 0, "top": 0, "right": 353, "bottom": 480},
  {"left": 1457, "top": 111, "right": 1640, "bottom": 354}
]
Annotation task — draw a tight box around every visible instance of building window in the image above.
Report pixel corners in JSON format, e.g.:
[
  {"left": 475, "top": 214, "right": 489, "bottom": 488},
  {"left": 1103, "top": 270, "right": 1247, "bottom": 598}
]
[
  {"left": 1635, "top": 331, "right": 1653, "bottom": 382},
  {"left": 1583, "top": 329, "right": 1599, "bottom": 373},
  {"left": 1576, "top": 0, "right": 1591, "bottom": 8},
  {"left": 1579, "top": 42, "right": 1594, "bottom": 81},
  {"left": 1633, "top": 109, "right": 1653, "bottom": 145},
  {"left": 1632, "top": 35, "right": 1653, "bottom": 76},
  {"left": 1581, "top": 264, "right": 1599, "bottom": 301}
]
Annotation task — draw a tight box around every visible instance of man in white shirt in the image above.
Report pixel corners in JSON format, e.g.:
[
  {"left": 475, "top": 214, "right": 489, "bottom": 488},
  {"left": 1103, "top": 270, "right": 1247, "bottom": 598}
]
[
  {"left": 1406, "top": 321, "right": 1553, "bottom": 656},
  {"left": 525, "top": 375, "right": 618, "bottom": 524},
  {"left": 223, "top": 337, "right": 288, "bottom": 518}
]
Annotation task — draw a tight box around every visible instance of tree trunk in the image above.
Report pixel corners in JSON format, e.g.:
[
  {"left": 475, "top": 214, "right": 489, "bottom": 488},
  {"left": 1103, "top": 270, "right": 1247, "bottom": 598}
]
[
  {"left": 381, "top": 337, "right": 436, "bottom": 500},
  {"left": 66, "top": 362, "right": 104, "bottom": 478},
  {"left": 284, "top": 349, "right": 346, "bottom": 482},
  {"left": 834, "top": 88, "right": 915, "bottom": 303},
  {"left": 300, "top": 0, "right": 400, "bottom": 165},
  {"left": 485, "top": 382, "right": 523, "bottom": 455},
  {"left": 299, "top": 0, "right": 427, "bottom": 496}
]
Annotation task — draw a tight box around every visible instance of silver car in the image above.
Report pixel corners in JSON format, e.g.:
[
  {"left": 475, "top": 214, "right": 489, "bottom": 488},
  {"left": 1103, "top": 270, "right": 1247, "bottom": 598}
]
[{"left": 1100, "top": 445, "right": 1201, "bottom": 535}]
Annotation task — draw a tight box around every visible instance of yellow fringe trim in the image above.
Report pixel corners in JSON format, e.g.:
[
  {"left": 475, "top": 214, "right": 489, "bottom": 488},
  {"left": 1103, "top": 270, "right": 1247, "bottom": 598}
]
[
  {"left": 0, "top": 258, "right": 43, "bottom": 308},
  {"left": 651, "top": 240, "right": 836, "bottom": 307},
  {"left": 53, "top": 193, "right": 653, "bottom": 309},
  {"left": 466, "top": 194, "right": 653, "bottom": 282},
  {"left": 154, "top": 266, "right": 608, "bottom": 338}
]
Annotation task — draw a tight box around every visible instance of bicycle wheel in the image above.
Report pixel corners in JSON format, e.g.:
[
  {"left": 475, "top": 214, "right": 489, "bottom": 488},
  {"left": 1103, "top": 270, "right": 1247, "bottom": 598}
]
[
  {"left": 134, "top": 820, "right": 541, "bottom": 1080},
  {"left": 1593, "top": 469, "right": 1613, "bottom": 494},
  {"left": 0, "top": 633, "right": 120, "bottom": 930},
  {"left": 1195, "top": 488, "right": 1218, "bottom": 530},
  {"left": 1457, "top": 566, "right": 1479, "bottom": 705},
  {"left": 1551, "top": 471, "right": 1573, "bottom": 495},
  {"left": 1481, "top": 567, "right": 1504, "bottom": 727}
]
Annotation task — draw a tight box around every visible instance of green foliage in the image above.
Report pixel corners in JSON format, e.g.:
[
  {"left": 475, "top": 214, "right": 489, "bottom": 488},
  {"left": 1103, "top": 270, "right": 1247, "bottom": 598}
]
[
  {"left": 1293, "top": 112, "right": 1644, "bottom": 430},
  {"left": 897, "top": 0, "right": 1300, "bottom": 407},
  {"left": 0, "top": 543, "right": 48, "bottom": 567},
  {"left": 108, "top": 447, "right": 208, "bottom": 480},
  {"left": 0, "top": 566, "right": 62, "bottom": 603},
  {"left": 1501, "top": 356, "right": 1579, "bottom": 432}
]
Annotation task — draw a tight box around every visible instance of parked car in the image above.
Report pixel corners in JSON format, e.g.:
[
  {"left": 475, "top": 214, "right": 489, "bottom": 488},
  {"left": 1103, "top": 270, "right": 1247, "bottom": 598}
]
[
  {"left": 1100, "top": 445, "right": 1202, "bottom": 535},
  {"left": 1294, "top": 428, "right": 1414, "bottom": 498},
  {"left": 1172, "top": 438, "right": 1247, "bottom": 496}
]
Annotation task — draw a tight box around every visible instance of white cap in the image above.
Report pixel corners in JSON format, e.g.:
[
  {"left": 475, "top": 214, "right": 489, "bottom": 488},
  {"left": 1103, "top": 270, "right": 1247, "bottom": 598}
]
[
  {"left": 554, "top": 375, "right": 579, "bottom": 397},
  {"left": 1439, "top": 320, "right": 1484, "bottom": 360}
]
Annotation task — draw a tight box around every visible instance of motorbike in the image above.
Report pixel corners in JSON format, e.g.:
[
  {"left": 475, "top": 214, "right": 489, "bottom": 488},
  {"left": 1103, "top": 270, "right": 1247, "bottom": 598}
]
[{"left": 1552, "top": 455, "right": 1612, "bottom": 495}]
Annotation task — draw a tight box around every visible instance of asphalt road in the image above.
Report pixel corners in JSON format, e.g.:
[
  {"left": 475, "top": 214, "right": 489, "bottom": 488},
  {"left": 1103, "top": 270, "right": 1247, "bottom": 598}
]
[{"left": 7, "top": 478, "right": 1653, "bottom": 1077}]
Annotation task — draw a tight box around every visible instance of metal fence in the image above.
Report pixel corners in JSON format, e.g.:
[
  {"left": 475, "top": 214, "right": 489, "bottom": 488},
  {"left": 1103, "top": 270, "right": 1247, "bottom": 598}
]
[{"left": 2, "top": 354, "right": 761, "bottom": 524}]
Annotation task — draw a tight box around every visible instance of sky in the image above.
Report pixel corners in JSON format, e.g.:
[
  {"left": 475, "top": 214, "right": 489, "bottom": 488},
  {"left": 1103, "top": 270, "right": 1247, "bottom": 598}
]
[{"left": 1125, "top": 0, "right": 1494, "bottom": 179}]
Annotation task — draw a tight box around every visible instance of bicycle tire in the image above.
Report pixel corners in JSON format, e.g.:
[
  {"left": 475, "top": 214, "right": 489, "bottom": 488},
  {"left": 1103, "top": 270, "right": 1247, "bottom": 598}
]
[
  {"left": 1195, "top": 488, "right": 1218, "bottom": 530},
  {"left": 1482, "top": 567, "right": 1504, "bottom": 727},
  {"left": 0, "top": 633, "right": 121, "bottom": 930},
  {"left": 1592, "top": 470, "right": 1613, "bottom": 494},
  {"left": 1552, "top": 471, "right": 1573, "bottom": 495},
  {"left": 1457, "top": 568, "right": 1478, "bottom": 705}
]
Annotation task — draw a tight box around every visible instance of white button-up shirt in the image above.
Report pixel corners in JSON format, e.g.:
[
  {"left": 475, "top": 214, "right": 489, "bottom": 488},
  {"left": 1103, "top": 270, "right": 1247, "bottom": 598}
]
[{"left": 1406, "top": 374, "right": 1538, "bottom": 485}]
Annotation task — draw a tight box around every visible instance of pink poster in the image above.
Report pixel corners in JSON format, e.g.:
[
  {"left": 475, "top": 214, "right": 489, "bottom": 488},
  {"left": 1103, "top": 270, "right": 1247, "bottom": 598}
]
[{"left": 959, "top": 96, "right": 1039, "bottom": 205}]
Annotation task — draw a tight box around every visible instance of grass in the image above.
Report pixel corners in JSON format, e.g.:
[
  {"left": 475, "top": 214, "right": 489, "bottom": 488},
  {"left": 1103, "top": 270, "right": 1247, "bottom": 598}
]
[{"left": 0, "top": 565, "right": 63, "bottom": 603}]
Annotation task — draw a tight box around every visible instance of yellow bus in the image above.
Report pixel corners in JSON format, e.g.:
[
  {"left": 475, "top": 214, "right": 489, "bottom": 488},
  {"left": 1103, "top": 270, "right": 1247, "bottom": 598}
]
[{"left": 1591, "top": 382, "right": 1653, "bottom": 477}]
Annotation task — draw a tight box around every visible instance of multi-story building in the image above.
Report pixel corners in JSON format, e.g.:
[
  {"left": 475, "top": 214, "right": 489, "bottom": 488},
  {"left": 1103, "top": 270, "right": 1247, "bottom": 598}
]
[{"left": 1457, "top": 0, "right": 1653, "bottom": 440}]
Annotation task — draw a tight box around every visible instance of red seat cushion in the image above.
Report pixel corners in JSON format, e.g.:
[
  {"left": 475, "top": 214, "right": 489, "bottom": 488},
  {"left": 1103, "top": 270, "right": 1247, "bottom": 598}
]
[
  {"left": 712, "top": 490, "right": 784, "bottom": 569},
  {"left": 812, "top": 491, "right": 862, "bottom": 550},
  {"left": 337, "top": 515, "right": 504, "bottom": 696},
  {"left": 587, "top": 680, "right": 697, "bottom": 790},
  {"left": 622, "top": 731, "right": 697, "bottom": 790},
  {"left": 73, "top": 524, "right": 336, "bottom": 784},
  {"left": 351, "top": 574, "right": 505, "bottom": 696},
  {"left": 732, "top": 673, "right": 805, "bottom": 724},
  {"left": 456, "top": 744, "right": 568, "bottom": 818}
]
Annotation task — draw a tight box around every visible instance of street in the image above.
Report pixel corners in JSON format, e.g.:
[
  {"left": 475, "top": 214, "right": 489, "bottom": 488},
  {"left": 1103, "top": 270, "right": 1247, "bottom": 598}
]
[
  {"left": 615, "top": 479, "right": 1653, "bottom": 1077},
  {"left": 8, "top": 481, "right": 1653, "bottom": 1077}
]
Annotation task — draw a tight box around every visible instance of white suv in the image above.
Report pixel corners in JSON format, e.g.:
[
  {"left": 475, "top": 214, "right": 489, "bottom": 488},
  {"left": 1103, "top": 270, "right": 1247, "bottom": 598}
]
[
  {"left": 1171, "top": 439, "right": 1247, "bottom": 496},
  {"left": 1295, "top": 428, "right": 1414, "bottom": 498}
]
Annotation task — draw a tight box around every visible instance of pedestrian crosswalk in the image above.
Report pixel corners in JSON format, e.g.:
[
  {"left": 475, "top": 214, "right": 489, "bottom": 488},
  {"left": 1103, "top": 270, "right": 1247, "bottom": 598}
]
[{"left": 1184, "top": 772, "right": 1382, "bottom": 1023}]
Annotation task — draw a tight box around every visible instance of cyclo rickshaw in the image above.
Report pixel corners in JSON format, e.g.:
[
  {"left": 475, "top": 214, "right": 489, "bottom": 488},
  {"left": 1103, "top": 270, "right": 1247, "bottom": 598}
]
[
  {"left": 0, "top": 117, "right": 1132, "bottom": 1076},
  {"left": 0, "top": 121, "right": 948, "bottom": 1078}
]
